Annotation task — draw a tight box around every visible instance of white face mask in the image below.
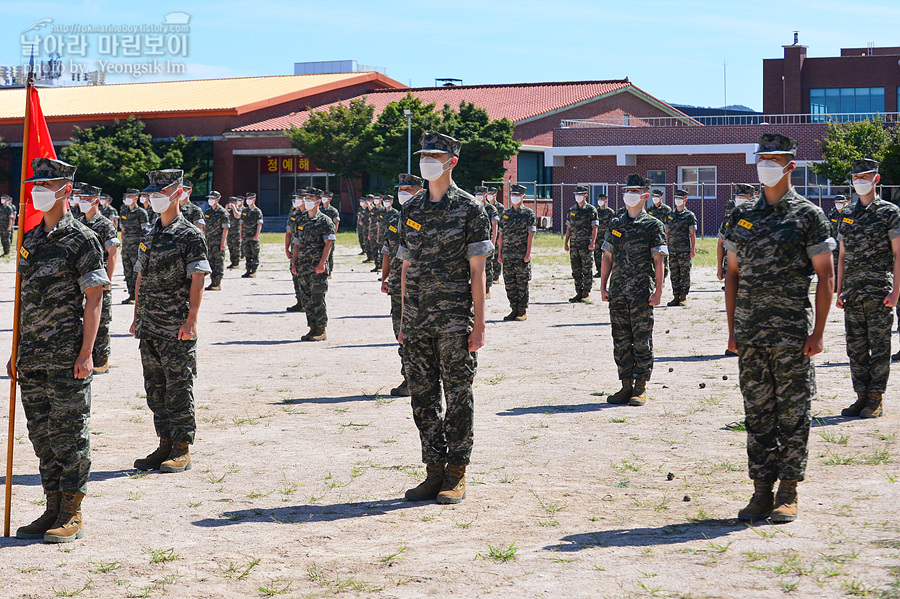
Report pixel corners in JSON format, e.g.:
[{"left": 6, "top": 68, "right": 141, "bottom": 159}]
[
  {"left": 31, "top": 185, "right": 65, "bottom": 212},
  {"left": 149, "top": 192, "right": 173, "bottom": 213},
  {"left": 757, "top": 160, "right": 789, "bottom": 188},
  {"left": 510, "top": 195, "right": 523, "bottom": 205},
  {"left": 486, "top": 194, "right": 495, "bottom": 203},
  {"left": 419, "top": 156, "right": 452, "bottom": 181},
  {"left": 852, "top": 178, "right": 875, "bottom": 196},
  {"left": 293, "top": 199, "right": 303, "bottom": 209},
  {"left": 475, "top": 194, "right": 485, "bottom": 201},
  {"left": 674, "top": 198, "right": 685, "bottom": 208},
  {"left": 208, "top": 198, "right": 218, "bottom": 206},
  {"left": 181, "top": 190, "right": 191, "bottom": 201},
  {"left": 383, "top": 201, "right": 393, "bottom": 210},
  {"left": 304, "top": 199, "right": 317, "bottom": 211},
  {"left": 623, "top": 192, "right": 643, "bottom": 207},
  {"left": 733, "top": 196, "right": 750, "bottom": 207},
  {"left": 575, "top": 194, "right": 587, "bottom": 204},
  {"left": 246, "top": 198, "right": 255, "bottom": 205},
  {"left": 652, "top": 197, "right": 662, "bottom": 206},
  {"left": 835, "top": 201, "right": 848, "bottom": 212},
  {"left": 597, "top": 200, "right": 607, "bottom": 208},
  {"left": 374, "top": 199, "right": 382, "bottom": 207},
  {"left": 398, "top": 191, "right": 413, "bottom": 205},
  {"left": 78, "top": 199, "right": 94, "bottom": 213}
]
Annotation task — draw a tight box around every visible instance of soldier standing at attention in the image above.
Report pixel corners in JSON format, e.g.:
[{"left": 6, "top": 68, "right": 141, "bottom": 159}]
[
  {"left": 12, "top": 158, "right": 109, "bottom": 543},
  {"left": 594, "top": 192, "right": 614, "bottom": 277},
  {"left": 835, "top": 159, "right": 900, "bottom": 419},
  {"left": 179, "top": 180, "right": 205, "bottom": 234},
  {"left": 486, "top": 187, "right": 502, "bottom": 284},
  {"left": 398, "top": 133, "right": 492, "bottom": 504},
  {"left": 828, "top": 194, "right": 848, "bottom": 278},
  {"left": 382, "top": 174, "right": 423, "bottom": 397},
  {"left": 725, "top": 133, "right": 835, "bottom": 523},
  {"left": 647, "top": 189, "right": 671, "bottom": 222},
  {"left": 132, "top": 169, "right": 211, "bottom": 474},
  {"left": 291, "top": 188, "right": 336, "bottom": 341},
  {"left": 357, "top": 195, "right": 369, "bottom": 258},
  {"left": 474, "top": 187, "right": 498, "bottom": 298},
  {"left": 203, "top": 191, "right": 229, "bottom": 291},
  {"left": 368, "top": 195, "right": 384, "bottom": 271},
  {"left": 0, "top": 193, "right": 17, "bottom": 255},
  {"left": 77, "top": 184, "right": 120, "bottom": 374},
  {"left": 717, "top": 184, "right": 756, "bottom": 357},
  {"left": 241, "top": 193, "right": 263, "bottom": 278},
  {"left": 320, "top": 191, "right": 340, "bottom": 276},
  {"left": 226, "top": 196, "right": 243, "bottom": 269},
  {"left": 140, "top": 191, "right": 158, "bottom": 230},
  {"left": 600, "top": 175, "right": 667, "bottom": 407},
  {"left": 665, "top": 189, "right": 697, "bottom": 307},
  {"left": 99, "top": 193, "right": 118, "bottom": 229},
  {"left": 564, "top": 185, "right": 599, "bottom": 303},
  {"left": 498, "top": 184, "right": 536, "bottom": 321},
  {"left": 374, "top": 194, "right": 393, "bottom": 273},
  {"left": 286, "top": 193, "right": 306, "bottom": 312},
  {"left": 119, "top": 188, "right": 148, "bottom": 304}
]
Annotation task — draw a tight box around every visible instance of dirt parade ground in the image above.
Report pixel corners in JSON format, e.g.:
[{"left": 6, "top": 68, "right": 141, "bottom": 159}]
[{"left": 0, "top": 233, "right": 898, "bottom": 599}]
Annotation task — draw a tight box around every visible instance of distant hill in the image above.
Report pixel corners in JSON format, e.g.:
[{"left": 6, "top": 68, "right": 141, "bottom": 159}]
[{"left": 672, "top": 103, "right": 758, "bottom": 114}]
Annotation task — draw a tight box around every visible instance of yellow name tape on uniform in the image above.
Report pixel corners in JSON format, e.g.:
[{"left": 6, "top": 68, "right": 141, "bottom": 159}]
[
  {"left": 737, "top": 219, "right": 753, "bottom": 230},
  {"left": 843, "top": 217, "right": 854, "bottom": 225},
  {"left": 19, "top": 246, "right": 28, "bottom": 259},
  {"left": 502, "top": 214, "right": 509, "bottom": 219},
  {"left": 298, "top": 226, "right": 304, "bottom": 230},
  {"left": 406, "top": 219, "right": 422, "bottom": 231},
  {"left": 830, "top": 218, "right": 838, "bottom": 223},
  {"left": 611, "top": 229, "right": 622, "bottom": 238},
  {"left": 569, "top": 212, "right": 576, "bottom": 216},
  {"left": 388, "top": 225, "right": 397, "bottom": 233},
  {"left": 139, "top": 242, "right": 147, "bottom": 252},
  {"left": 668, "top": 215, "right": 674, "bottom": 220}
]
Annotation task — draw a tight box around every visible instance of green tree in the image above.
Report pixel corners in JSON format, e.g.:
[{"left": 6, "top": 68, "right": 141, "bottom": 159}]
[
  {"left": 368, "top": 93, "right": 442, "bottom": 181},
  {"left": 813, "top": 116, "right": 892, "bottom": 186}
]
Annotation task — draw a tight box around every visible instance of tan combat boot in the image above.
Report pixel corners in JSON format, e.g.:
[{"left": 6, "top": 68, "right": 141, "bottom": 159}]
[
  {"left": 861, "top": 392, "right": 884, "bottom": 418},
  {"left": 93, "top": 357, "right": 110, "bottom": 374},
  {"left": 770, "top": 480, "right": 799, "bottom": 523},
  {"left": 841, "top": 391, "right": 869, "bottom": 417},
  {"left": 437, "top": 464, "right": 467, "bottom": 504},
  {"left": 133, "top": 437, "right": 172, "bottom": 471},
  {"left": 737, "top": 479, "right": 775, "bottom": 521},
  {"left": 629, "top": 380, "right": 648, "bottom": 406},
  {"left": 503, "top": 308, "right": 518, "bottom": 321},
  {"left": 205, "top": 277, "right": 221, "bottom": 291},
  {"left": 607, "top": 379, "right": 633, "bottom": 405},
  {"left": 300, "top": 327, "right": 316, "bottom": 341},
  {"left": 308, "top": 327, "right": 327, "bottom": 342},
  {"left": 405, "top": 463, "right": 445, "bottom": 501},
  {"left": 160, "top": 442, "right": 192, "bottom": 473},
  {"left": 16, "top": 492, "right": 61, "bottom": 539},
  {"left": 44, "top": 492, "right": 85, "bottom": 543},
  {"left": 515, "top": 307, "right": 527, "bottom": 321}
]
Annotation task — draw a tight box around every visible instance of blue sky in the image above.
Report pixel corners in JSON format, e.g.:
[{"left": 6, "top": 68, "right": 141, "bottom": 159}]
[{"left": 1, "top": 0, "right": 899, "bottom": 111}]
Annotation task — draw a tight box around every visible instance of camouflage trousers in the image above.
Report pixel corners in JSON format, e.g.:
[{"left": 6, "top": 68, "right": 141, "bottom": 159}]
[
  {"left": 485, "top": 250, "right": 493, "bottom": 293},
  {"left": 1, "top": 226, "right": 11, "bottom": 254},
  {"left": 207, "top": 236, "right": 225, "bottom": 279},
  {"left": 405, "top": 333, "right": 476, "bottom": 465},
  {"left": 366, "top": 235, "right": 379, "bottom": 262},
  {"left": 844, "top": 299, "right": 892, "bottom": 393},
  {"left": 242, "top": 239, "right": 260, "bottom": 272},
  {"left": 569, "top": 248, "right": 594, "bottom": 296},
  {"left": 121, "top": 238, "right": 141, "bottom": 296},
  {"left": 669, "top": 252, "right": 692, "bottom": 298},
  {"left": 140, "top": 338, "right": 197, "bottom": 445},
  {"left": 92, "top": 288, "right": 112, "bottom": 364},
  {"left": 503, "top": 259, "right": 531, "bottom": 308},
  {"left": 300, "top": 270, "right": 328, "bottom": 328},
  {"left": 594, "top": 243, "right": 603, "bottom": 275},
  {"left": 357, "top": 227, "right": 366, "bottom": 253},
  {"left": 609, "top": 301, "right": 654, "bottom": 381},
  {"left": 492, "top": 250, "right": 501, "bottom": 282},
  {"left": 227, "top": 231, "right": 241, "bottom": 265},
  {"left": 291, "top": 268, "right": 302, "bottom": 301},
  {"left": 737, "top": 344, "right": 813, "bottom": 482},
  {"left": 390, "top": 293, "right": 406, "bottom": 380},
  {"left": 19, "top": 367, "right": 92, "bottom": 494}
]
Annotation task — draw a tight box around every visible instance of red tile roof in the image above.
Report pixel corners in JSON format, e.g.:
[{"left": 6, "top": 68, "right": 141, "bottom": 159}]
[{"left": 230, "top": 79, "right": 686, "bottom": 133}]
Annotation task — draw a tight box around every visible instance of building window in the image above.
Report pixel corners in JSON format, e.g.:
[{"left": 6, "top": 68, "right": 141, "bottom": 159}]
[
  {"left": 647, "top": 170, "right": 665, "bottom": 197},
  {"left": 791, "top": 163, "right": 832, "bottom": 199},
  {"left": 678, "top": 166, "right": 716, "bottom": 199},
  {"left": 810, "top": 87, "right": 884, "bottom": 121},
  {"left": 589, "top": 184, "right": 608, "bottom": 207},
  {"left": 517, "top": 151, "right": 552, "bottom": 199}
]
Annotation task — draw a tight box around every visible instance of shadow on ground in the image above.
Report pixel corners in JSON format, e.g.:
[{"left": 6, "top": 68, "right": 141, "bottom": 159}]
[
  {"left": 545, "top": 519, "right": 746, "bottom": 552},
  {"left": 192, "top": 498, "right": 417, "bottom": 527},
  {"left": 497, "top": 403, "right": 616, "bottom": 416}
]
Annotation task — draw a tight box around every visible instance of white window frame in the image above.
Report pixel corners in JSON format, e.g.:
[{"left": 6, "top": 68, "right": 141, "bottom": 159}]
[
  {"left": 792, "top": 161, "right": 833, "bottom": 198},
  {"left": 677, "top": 166, "right": 716, "bottom": 199}
]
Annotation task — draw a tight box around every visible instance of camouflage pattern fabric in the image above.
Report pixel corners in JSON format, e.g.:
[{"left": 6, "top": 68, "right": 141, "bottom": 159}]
[
  {"left": 367, "top": 207, "right": 382, "bottom": 261},
  {"left": 646, "top": 202, "right": 671, "bottom": 224},
  {"left": 82, "top": 212, "right": 120, "bottom": 363},
  {"left": 609, "top": 301, "right": 655, "bottom": 381},
  {"left": 405, "top": 334, "right": 475, "bottom": 465},
  {"left": 19, "top": 368, "right": 92, "bottom": 494},
  {"left": 240, "top": 205, "right": 263, "bottom": 271},
  {"left": 321, "top": 203, "right": 340, "bottom": 272},
  {"left": 119, "top": 205, "right": 149, "bottom": 296},
  {"left": 666, "top": 209, "right": 697, "bottom": 253},
  {"left": 397, "top": 185, "right": 493, "bottom": 337},
  {"left": 482, "top": 201, "right": 499, "bottom": 289},
  {"left": 838, "top": 198, "right": 900, "bottom": 303},
  {"left": 570, "top": 249, "right": 593, "bottom": 296},
  {"left": 382, "top": 208, "right": 403, "bottom": 296},
  {"left": 827, "top": 206, "right": 842, "bottom": 272},
  {"left": 203, "top": 203, "right": 230, "bottom": 280},
  {"left": 669, "top": 252, "right": 693, "bottom": 298},
  {"left": 738, "top": 345, "right": 813, "bottom": 481},
  {"left": 504, "top": 260, "right": 532, "bottom": 308},
  {"left": 135, "top": 214, "right": 211, "bottom": 340},
  {"left": 594, "top": 205, "right": 616, "bottom": 272},
  {"left": 723, "top": 188, "right": 835, "bottom": 347},
  {"left": 567, "top": 201, "right": 598, "bottom": 295},
  {"left": 499, "top": 205, "right": 536, "bottom": 259},
  {"left": 100, "top": 203, "right": 118, "bottom": 226},
  {"left": 139, "top": 338, "right": 197, "bottom": 444},
  {"left": 718, "top": 218, "right": 730, "bottom": 274},
  {"left": 390, "top": 293, "right": 405, "bottom": 380},
  {"left": 844, "top": 299, "right": 893, "bottom": 392},
  {"left": 227, "top": 207, "right": 242, "bottom": 265},
  {"left": 376, "top": 207, "right": 390, "bottom": 246},
  {"left": 0, "top": 202, "right": 15, "bottom": 254},
  {"left": 356, "top": 206, "right": 369, "bottom": 253},
  {"left": 181, "top": 201, "right": 205, "bottom": 229},
  {"left": 287, "top": 208, "right": 306, "bottom": 300},
  {"left": 293, "top": 211, "right": 336, "bottom": 328},
  {"left": 602, "top": 211, "right": 668, "bottom": 302}
]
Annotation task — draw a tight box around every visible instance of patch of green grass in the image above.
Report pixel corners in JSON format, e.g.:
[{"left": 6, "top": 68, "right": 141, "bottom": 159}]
[
  {"left": 378, "top": 541, "right": 406, "bottom": 563},
  {"left": 477, "top": 541, "right": 518, "bottom": 562},
  {"left": 146, "top": 548, "right": 179, "bottom": 564},
  {"left": 258, "top": 580, "right": 292, "bottom": 596},
  {"left": 819, "top": 431, "right": 850, "bottom": 445}
]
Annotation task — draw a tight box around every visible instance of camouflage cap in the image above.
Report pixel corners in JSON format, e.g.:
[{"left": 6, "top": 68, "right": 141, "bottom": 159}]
[
  {"left": 623, "top": 174, "right": 652, "bottom": 189},
  {"left": 474, "top": 186, "right": 488, "bottom": 194},
  {"left": 651, "top": 189, "right": 664, "bottom": 197},
  {"left": 244, "top": 192, "right": 257, "bottom": 199},
  {"left": 734, "top": 183, "right": 756, "bottom": 195},
  {"left": 382, "top": 194, "right": 395, "bottom": 202},
  {"left": 23, "top": 158, "right": 77, "bottom": 183},
  {"left": 228, "top": 196, "right": 240, "bottom": 202},
  {"left": 674, "top": 189, "right": 689, "bottom": 198},
  {"left": 322, "top": 190, "right": 333, "bottom": 197},
  {"left": 304, "top": 187, "right": 323, "bottom": 197},
  {"left": 850, "top": 158, "right": 879, "bottom": 175},
  {"left": 74, "top": 182, "right": 102, "bottom": 197},
  {"left": 396, "top": 173, "right": 425, "bottom": 188},
  {"left": 487, "top": 186, "right": 499, "bottom": 194},
  {"left": 207, "top": 191, "right": 221, "bottom": 199},
  {"left": 1, "top": 194, "right": 12, "bottom": 200},
  {"left": 415, "top": 132, "right": 462, "bottom": 156},
  {"left": 510, "top": 184, "right": 527, "bottom": 194},
  {"left": 124, "top": 188, "right": 140, "bottom": 196},
  {"left": 143, "top": 169, "right": 183, "bottom": 193},
  {"left": 182, "top": 179, "right": 193, "bottom": 189},
  {"left": 576, "top": 185, "right": 590, "bottom": 194},
  {"left": 833, "top": 194, "right": 848, "bottom": 202},
  {"left": 373, "top": 193, "right": 383, "bottom": 199},
  {"left": 364, "top": 194, "right": 375, "bottom": 200},
  {"left": 754, "top": 133, "right": 798, "bottom": 156},
  {"left": 596, "top": 192, "right": 608, "bottom": 199}
]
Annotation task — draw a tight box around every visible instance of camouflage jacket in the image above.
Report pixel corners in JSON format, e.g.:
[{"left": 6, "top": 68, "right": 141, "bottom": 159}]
[
  {"left": 356, "top": 206, "right": 369, "bottom": 231},
  {"left": 119, "top": 205, "right": 149, "bottom": 241},
  {"left": 82, "top": 212, "right": 121, "bottom": 269},
  {"left": 17, "top": 211, "right": 109, "bottom": 369},
  {"left": 292, "top": 210, "right": 336, "bottom": 273},
  {"left": 602, "top": 211, "right": 668, "bottom": 302},
  {"left": 369, "top": 207, "right": 382, "bottom": 238},
  {"left": 723, "top": 188, "right": 835, "bottom": 347},
  {"left": 286, "top": 208, "right": 305, "bottom": 238},
  {"left": 321, "top": 204, "right": 340, "bottom": 229},
  {"left": 181, "top": 201, "right": 205, "bottom": 228},
  {"left": 100, "top": 204, "right": 118, "bottom": 224},
  {"left": 827, "top": 207, "right": 842, "bottom": 240},
  {"left": 838, "top": 198, "right": 900, "bottom": 303},
  {"left": 135, "top": 215, "right": 211, "bottom": 340},
  {"left": 382, "top": 208, "right": 403, "bottom": 295},
  {"left": 499, "top": 205, "right": 536, "bottom": 260},
  {"left": 227, "top": 207, "right": 241, "bottom": 237},
  {"left": 666, "top": 208, "right": 698, "bottom": 253},
  {"left": 566, "top": 202, "right": 599, "bottom": 249},
  {"left": 0, "top": 203, "right": 15, "bottom": 227},
  {"left": 377, "top": 207, "right": 398, "bottom": 245},
  {"left": 646, "top": 203, "right": 672, "bottom": 225},
  {"left": 203, "top": 204, "right": 230, "bottom": 243},
  {"left": 240, "top": 206, "right": 263, "bottom": 238},
  {"left": 484, "top": 202, "right": 501, "bottom": 244},
  {"left": 397, "top": 184, "right": 493, "bottom": 337},
  {"left": 596, "top": 205, "right": 615, "bottom": 243}
]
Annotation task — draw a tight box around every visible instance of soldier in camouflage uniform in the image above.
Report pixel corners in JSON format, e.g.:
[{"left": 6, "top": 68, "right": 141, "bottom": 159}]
[
  {"left": 203, "top": 191, "right": 229, "bottom": 291},
  {"left": 724, "top": 133, "right": 835, "bottom": 523},
  {"left": 179, "top": 180, "right": 205, "bottom": 234},
  {"left": 368, "top": 194, "right": 384, "bottom": 270},
  {"left": 140, "top": 192, "right": 158, "bottom": 230},
  {"left": 594, "top": 193, "right": 614, "bottom": 277},
  {"left": 717, "top": 184, "right": 756, "bottom": 357},
  {"left": 13, "top": 158, "right": 109, "bottom": 543},
  {"left": 486, "top": 187, "right": 502, "bottom": 283},
  {"left": 399, "top": 133, "right": 492, "bottom": 505},
  {"left": 357, "top": 195, "right": 370, "bottom": 257},
  {"left": 131, "top": 169, "right": 211, "bottom": 475},
  {"left": 118, "top": 188, "right": 149, "bottom": 304},
  {"left": 291, "top": 188, "right": 336, "bottom": 341},
  {"left": 827, "top": 193, "right": 849, "bottom": 278},
  {"left": 285, "top": 194, "right": 306, "bottom": 312},
  {"left": 0, "top": 193, "right": 16, "bottom": 255},
  {"left": 498, "top": 184, "right": 536, "bottom": 321},
  {"left": 565, "top": 184, "right": 599, "bottom": 302},
  {"left": 835, "top": 159, "right": 900, "bottom": 419},
  {"left": 241, "top": 193, "right": 263, "bottom": 277},
  {"left": 665, "top": 189, "right": 698, "bottom": 306},
  {"left": 99, "top": 193, "right": 118, "bottom": 229},
  {"left": 76, "top": 183, "right": 120, "bottom": 374},
  {"left": 374, "top": 194, "right": 393, "bottom": 273},
  {"left": 646, "top": 189, "right": 671, "bottom": 222},
  {"left": 320, "top": 191, "right": 340, "bottom": 276},
  {"left": 382, "top": 174, "right": 423, "bottom": 396},
  {"left": 600, "top": 174, "right": 667, "bottom": 407},
  {"left": 475, "top": 186, "right": 500, "bottom": 298},
  {"left": 226, "top": 196, "right": 243, "bottom": 268}
]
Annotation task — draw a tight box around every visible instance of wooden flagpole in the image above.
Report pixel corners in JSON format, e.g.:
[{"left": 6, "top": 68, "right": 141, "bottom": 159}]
[{"left": 5, "top": 73, "right": 35, "bottom": 537}]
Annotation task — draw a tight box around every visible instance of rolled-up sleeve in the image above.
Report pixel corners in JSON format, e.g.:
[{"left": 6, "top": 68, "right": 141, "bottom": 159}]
[
  {"left": 652, "top": 244, "right": 669, "bottom": 257},
  {"left": 397, "top": 244, "right": 410, "bottom": 262},
  {"left": 807, "top": 237, "right": 836, "bottom": 258},
  {"left": 78, "top": 268, "right": 110, "bottom": 292},
  {"left": 187, "top": 259, "right": 212, "bottom": 275},
  {"left": 105, "top": 238, "right": 121, "bottom": 249},
  {"left": 601, "top": 240, "right": 614, "bottom": 254},
  {"left": 467, "top": 240, "right": 494, "bottom": 258}
]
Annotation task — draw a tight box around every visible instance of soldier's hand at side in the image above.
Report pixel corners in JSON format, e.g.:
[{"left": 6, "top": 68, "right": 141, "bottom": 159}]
[
  {"left": 836, "top": 295, "right": 845, "bottom": 309},
  {"left": 291, "top": 263, "right": 298, "bottom": 275},
  {"left": 73, "top": 352, "right": 92, "bottom": 379},
  {"left": 129, "top": 320, "right": 136, "bottom": 336},
  {"left": 6, "top": 358, "right": 15, "bottom": 383},
  {"left": 564, "top": 242, "right": 569, "bottom": 252},
  {"left": 690, "top": 249, "right": 696, "bottom": 259},
  {"left": 315, "top": 263, "right": 325, "bottom": 274},
  {"left": 397, "top": 328, "right": 403, "bottom": 345},
  {"left": 884, "top": 292, "right": 899, "bottom": 308},
  {"left": 803, "top": 332, "right": 824, "bottom": 357},
  {"left": 178, "top": 319, "right": 198, "bottom": 341},
  {"left": 524, "top": 253, "right": 531, "bottom": 263},
  {"left": 600, "top": 288, "right": 609, "bottom": 302},
  {"left": 727, "top": 334, "right": 738, "bottom": 354},
  {"left": 468, "top": 324, "right": 485, "bottom": 352},
  {"left": 649, "top": 290, "right": 662, "bottom": 306},
  {"left": 588, "top": 242, "right": 595, "bottom": 251},
  {"left": 380, "top": 279, "right": 389, "bottom": 294},
  {"left": 716, "top": 266, "right": 724, "bottom": 281},
  {"left": 497, "top": 254, "right": 503, "bottom": 265},
  {"left": 285, "top": 248, "right": 291, "bottom": 259}
]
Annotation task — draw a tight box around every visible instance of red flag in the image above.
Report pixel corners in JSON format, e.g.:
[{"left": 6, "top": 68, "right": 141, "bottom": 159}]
[{"left": 22, "top": 85, "right": 57, "bottom": 233}]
